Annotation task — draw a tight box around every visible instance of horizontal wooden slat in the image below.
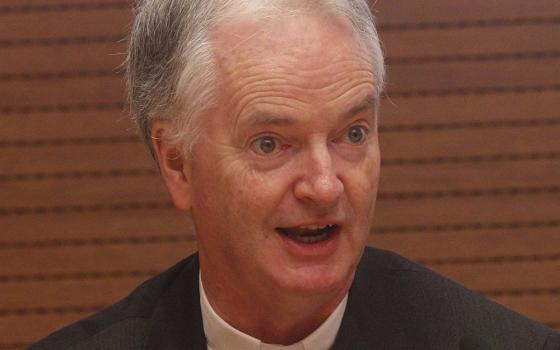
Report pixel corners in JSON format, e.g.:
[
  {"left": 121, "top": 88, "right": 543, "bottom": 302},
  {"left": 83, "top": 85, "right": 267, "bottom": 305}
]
[
  {"left": 380, "top": 91, "right": 560, "bottom": 125},
  {"left": 0, "top": 41, "right": 125, "bottom": 74},
  {"left": 0, "top": 76, "right": 123, "bottom": 106},
  {"left": 386, "top": 59, "right": 560, "bottom": 92},
  {"left": 369, "top": 227, "right": 560, "bottom": 260},
  {"left": 374, "top": 192, "right": 560, "bottom": 226},
  {"left": 0, "top": 208, "right": 194, "bottom": 242},
  {"left": 0, "top": 242, "right": 196, "bottom": 275},
  {"left": 0, "top": 9, "right": 130, "bottom": 39},
  {"left": 380, "top": 126, "right": 560, "bottom": 158},
  {"left": 2, "top": 276, "right": 147, "bottom": 310},
  {"left": 375, "top": 0, "right": 560, "bottom": 24},
  {"left": 380, "top": 159, "right": 560, "bottom": 192},
  {"left": 0, "top": 110, "right": 135, "bottom": 140},
  {"left": 382, "top": 25, "right": 560, "bottom": 58},
  {"left": 0, "top": 143, "right": 151, "bottom": 173},
  {"left": 2, "top": 176, "right": 168, "bottom": 207}
]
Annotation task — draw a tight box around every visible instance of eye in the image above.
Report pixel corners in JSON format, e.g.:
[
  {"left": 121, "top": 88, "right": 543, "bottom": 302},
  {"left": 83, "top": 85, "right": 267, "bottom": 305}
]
[
  {"left": 346, "top": 125, "right": 367, "bottom": 144},
  {"left": 251, "top": 136, "right": 279, "bottom": 155}
]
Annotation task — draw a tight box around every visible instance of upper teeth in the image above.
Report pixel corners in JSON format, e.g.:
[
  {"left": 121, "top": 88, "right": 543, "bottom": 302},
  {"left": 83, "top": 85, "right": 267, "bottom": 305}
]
[{"left": 299, "top": 224, "right": 333, "bottom": 230}]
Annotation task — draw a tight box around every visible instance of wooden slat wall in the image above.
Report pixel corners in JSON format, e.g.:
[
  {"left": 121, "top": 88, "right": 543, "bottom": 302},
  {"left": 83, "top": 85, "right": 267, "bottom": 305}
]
[{"left": 0, "top": 1, "right": 559, "bottom": 348}]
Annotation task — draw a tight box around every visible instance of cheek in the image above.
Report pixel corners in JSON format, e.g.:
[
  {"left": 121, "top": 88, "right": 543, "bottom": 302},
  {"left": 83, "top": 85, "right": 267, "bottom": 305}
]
[
  {"left": 343, "top": 146, "right": 381, "bottom": 214},
  {"left": 219, "top": 154, "right": 288, "bottom": 218}
]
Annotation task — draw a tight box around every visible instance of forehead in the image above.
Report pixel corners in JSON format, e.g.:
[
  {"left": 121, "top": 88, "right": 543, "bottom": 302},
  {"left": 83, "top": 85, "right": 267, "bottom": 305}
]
[
  {"left": 204, "top": 13, "right": 378, "bottom": 135},
  {"left": 210, "top": 13, "right": 375, "bottom": 95}
]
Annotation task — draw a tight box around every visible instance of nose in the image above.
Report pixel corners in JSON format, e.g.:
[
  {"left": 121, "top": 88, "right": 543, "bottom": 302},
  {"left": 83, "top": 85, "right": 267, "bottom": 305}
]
[{"left": 293, "top": 145, "right": 344, "bottom": 208}]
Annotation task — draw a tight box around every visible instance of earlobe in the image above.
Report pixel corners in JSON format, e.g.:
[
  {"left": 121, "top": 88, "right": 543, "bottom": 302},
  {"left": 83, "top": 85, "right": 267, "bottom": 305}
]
[{"left": 151, "top": 121, "right": 192, "bottom": 211}]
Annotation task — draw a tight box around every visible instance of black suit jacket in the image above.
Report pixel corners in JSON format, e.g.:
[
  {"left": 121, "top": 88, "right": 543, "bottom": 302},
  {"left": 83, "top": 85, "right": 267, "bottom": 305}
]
[{"left": 30, "top": 247, "right": 559, "bottom": 349}]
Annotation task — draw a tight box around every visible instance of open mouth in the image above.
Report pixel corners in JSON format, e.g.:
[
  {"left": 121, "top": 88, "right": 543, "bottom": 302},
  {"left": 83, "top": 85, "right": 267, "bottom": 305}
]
[{"left": 275, "top": 224, "right": 339, "bottom": 244}]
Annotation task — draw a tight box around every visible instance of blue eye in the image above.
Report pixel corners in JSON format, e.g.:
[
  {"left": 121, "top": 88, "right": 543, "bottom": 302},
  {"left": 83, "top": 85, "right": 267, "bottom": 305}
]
[
  {"left": 347, "top": 125, "right": 366, "bottom": 144},
  {"left": 256, "top": 136, "right": 277, "bottom": 154}
]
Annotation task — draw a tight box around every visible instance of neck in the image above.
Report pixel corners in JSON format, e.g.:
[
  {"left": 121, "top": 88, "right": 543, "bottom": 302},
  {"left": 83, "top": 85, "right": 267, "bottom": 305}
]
[{"left": 199, "top": 255, "right": 352, "bottom": 345}]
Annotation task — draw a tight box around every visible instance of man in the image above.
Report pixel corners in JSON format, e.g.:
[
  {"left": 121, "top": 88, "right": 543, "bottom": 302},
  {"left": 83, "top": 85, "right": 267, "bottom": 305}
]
[{"left": 31, "top": 0, "right": 559, "bottom": 349}]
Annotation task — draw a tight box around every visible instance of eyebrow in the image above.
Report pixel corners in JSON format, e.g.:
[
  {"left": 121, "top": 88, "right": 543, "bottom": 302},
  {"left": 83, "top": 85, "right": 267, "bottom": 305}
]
[
  {"left": 344, "top": 95, "right": 376, "bottom": 121},
  {"left": 243, "top": 95, "right": 377, "bottom": 128}
]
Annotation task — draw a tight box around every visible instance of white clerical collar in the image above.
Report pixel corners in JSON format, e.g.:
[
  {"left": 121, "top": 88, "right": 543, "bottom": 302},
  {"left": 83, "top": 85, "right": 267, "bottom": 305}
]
[{"left": 199, "top": 272, "right": 348, "bottom": 350}]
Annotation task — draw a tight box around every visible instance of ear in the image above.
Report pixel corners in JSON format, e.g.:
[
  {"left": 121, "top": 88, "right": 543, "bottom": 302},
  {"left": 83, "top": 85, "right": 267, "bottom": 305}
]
[{"left": 151, "top": 120, "right": 192, "bottom": 211}]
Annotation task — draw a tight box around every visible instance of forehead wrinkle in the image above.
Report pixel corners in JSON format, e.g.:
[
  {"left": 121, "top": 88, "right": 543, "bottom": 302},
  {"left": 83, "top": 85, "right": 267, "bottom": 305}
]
[{"left": 231, "top": 91, "right": 308, "bottom": 132}]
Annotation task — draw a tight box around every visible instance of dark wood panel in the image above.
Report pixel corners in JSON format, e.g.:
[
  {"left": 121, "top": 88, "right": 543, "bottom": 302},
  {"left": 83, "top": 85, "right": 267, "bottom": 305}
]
[
  {"left": 380, "top": 126, "right": 560, "bottom": 158},
  {"left": 2, "top": 175, "right": 168, "bottom": 207},
  {"left": 0, "top": 41, "right": 125, "bottom": 74},
  {"left": 370, "top": 227, "right": 560, "bottom": 260},
  {"left": 374, "top": 192, "right": 560, "bottom": 226},
  {"left": 386, "top": 59, "right": 560, "bottom": 91},
  {"left": 0, "top": 77, "right": 123, "bottom": 106},
  {"left": 375, "top": 0, "right": 560, "bottom": 24},
  {"left": 0, "top": 242, "right": 196, "bottom": 275},
  {"left": 0, "top": 208, "right": 194, "bottom": 242},
  {"left": 0, "top": 143, "right": 151, "bottom": 173},
  {"left": 379, "top": 91, "right": 560, "bottom": 125},
  {"left": 380, "top": 159, "right": 560, "bottom": 192},
  {"left": 0, "top": 110, "right": 135, "bottom": 140},
  {"left": 0, "top": 9, "right": 130, "bottom": 39}
]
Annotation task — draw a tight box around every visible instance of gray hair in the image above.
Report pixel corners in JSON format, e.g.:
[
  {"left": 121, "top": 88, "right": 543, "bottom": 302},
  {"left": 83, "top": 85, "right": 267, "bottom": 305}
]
[{"left": 126, "top": 0, "right": 385, "bottom": 158}]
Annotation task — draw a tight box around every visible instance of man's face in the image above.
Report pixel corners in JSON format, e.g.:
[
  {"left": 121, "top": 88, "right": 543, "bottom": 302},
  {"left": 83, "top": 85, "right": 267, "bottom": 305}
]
[{"left": 184, "top": 14, "right": 380, "bottom": 298}]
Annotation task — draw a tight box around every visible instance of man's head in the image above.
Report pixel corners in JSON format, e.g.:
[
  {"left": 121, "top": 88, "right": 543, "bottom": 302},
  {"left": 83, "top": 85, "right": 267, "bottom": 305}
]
[
  {"left": 127, "top": 0, "right": 384, "bottom": 340},
  {"left": 127, "top": 0, "right": 384, "bottom": 158}
]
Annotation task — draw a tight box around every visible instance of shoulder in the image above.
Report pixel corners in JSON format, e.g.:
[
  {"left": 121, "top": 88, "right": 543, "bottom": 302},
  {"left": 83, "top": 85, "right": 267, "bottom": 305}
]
[
  {"left": 28, "top": 254, "right": 200, "bottom": 350},
  {"left": 346, "top": 247, "right": 559, "bottom": 349}
]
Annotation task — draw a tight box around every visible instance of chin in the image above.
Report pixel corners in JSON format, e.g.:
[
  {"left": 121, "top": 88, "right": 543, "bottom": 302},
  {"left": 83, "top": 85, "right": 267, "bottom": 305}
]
[{"left": 272, "top": 261, "right": 355, "bottom": 297}]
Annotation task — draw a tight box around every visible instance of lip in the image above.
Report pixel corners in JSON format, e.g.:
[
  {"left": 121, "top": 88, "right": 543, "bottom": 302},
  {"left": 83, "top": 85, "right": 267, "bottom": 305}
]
[{"left": 275, "top": 222, "right": 342, "bottom": 259}]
